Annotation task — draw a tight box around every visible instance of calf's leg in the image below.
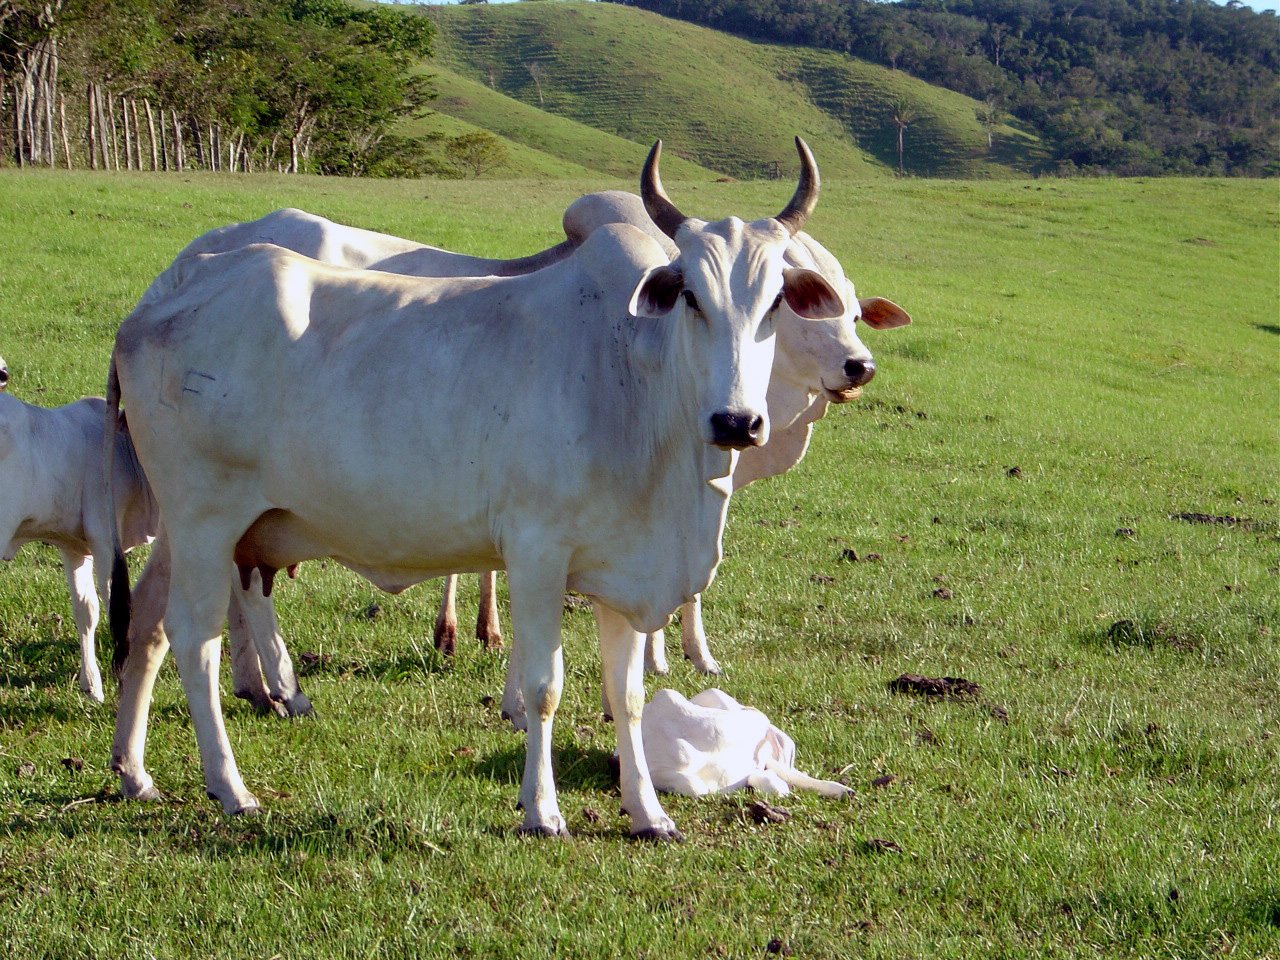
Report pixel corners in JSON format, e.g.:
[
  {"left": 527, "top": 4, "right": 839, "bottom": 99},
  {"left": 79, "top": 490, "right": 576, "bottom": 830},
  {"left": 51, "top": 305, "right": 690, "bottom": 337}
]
[{"left": 60, "top": 549, "right": 104, "bottom": 704}]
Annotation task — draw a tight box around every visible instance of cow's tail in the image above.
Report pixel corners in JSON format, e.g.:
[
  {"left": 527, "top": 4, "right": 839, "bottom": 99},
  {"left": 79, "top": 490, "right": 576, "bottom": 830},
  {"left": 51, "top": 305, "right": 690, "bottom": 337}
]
[{"left": 105, "top": 354, "right": 131, "bottom": 676}]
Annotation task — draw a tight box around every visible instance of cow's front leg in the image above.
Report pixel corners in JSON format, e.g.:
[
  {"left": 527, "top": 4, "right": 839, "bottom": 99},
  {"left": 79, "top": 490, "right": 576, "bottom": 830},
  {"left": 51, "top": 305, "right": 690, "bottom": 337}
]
[
  {"left": 594, "top": 601, "right": 681, "bottom": 842},
  {"left": 60, "top": 549, "right": 104, "bottom": 704},
  {"left": 505, "top": 550, "right": 569, "bottom": 837},
  {"left": 112, "top": 535, "right": 171, "bottom": 801},
  {"left": 681, "top": 595, "right": 722, "bottom": 675},
  {"left": 475, "top": 570, "right": 503, "bottom": 651},
  {"left": 166, "top": 538, "right": 260, "bottom": 814},
  {"left": 233, "top": 570, "right": 313, "bottom": 718}
]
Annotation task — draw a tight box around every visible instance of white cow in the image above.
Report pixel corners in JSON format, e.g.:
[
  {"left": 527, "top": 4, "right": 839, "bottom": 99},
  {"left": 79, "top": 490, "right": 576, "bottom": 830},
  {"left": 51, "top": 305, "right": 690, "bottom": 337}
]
[
  {"left": 642, "top": 688, "right": 854, "bottom": 798},
  {"left": 0, "top": 387, "right": 157, "bottom": 703},
  {"left": 560, "top": 192, "right": 910, "bottom": 677},
  {"left": 106, "top": 140, "right": 845, "bottom": 839},
  {"left": 0, "top": 365, "right": 307, "bottom": 715},
  {"left": 159, "top": 192, "right": 906, "bottom": 689},
  {"left": 437, "top": 194, "right": 908, "bottom": 677}
]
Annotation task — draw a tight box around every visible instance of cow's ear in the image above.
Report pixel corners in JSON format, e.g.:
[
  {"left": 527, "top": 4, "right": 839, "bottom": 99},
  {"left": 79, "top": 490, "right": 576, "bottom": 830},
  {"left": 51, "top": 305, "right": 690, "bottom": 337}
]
[
  {"left": 782, "top": 267, "right": 844, "bottom": 320},
  {"left": 629, "top": 265, "right": 684, "bottom": 318},
  {"left": 858, "top": 297, "right": 912, "bottom": 330}
]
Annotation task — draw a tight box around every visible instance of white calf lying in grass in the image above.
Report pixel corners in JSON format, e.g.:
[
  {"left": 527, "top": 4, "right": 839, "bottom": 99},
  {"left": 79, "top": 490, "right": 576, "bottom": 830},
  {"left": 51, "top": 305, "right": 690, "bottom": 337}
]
[{"left": 642, "top": 688, "right": 854, "bottom": 798}]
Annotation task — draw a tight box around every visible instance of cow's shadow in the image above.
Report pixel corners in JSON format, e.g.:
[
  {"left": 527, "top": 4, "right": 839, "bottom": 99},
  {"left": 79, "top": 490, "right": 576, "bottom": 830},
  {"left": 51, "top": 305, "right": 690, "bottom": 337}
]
[{"left": 470, "top": 740, "right": 619, "bottom": 796}]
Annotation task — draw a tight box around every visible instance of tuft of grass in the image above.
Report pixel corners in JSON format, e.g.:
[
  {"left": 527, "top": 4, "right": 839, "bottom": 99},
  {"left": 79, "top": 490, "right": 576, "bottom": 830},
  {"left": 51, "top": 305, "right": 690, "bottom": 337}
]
[{"left": 0, "top": 168, "right": 1276, "bottom": 958}]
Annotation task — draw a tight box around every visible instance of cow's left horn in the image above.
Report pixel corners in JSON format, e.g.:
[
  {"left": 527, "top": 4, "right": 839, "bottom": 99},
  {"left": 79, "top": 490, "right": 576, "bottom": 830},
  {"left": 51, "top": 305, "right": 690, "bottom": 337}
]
[
  {"left": 641, "top": 140, "right": 688, "bottom": 240},
  {"left": 775, "top": 137, "right": 820, "bottom": 237}
]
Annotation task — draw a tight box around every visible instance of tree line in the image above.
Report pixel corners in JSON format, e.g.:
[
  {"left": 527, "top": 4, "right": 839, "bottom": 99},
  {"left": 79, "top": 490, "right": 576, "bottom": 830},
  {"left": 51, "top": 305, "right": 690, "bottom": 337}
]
[
  {"left": 0, "top": 0, "right": 441, "bottom": 176},
  {"left": 607, "top": 0, "right": 1279, "bottom": 176}
]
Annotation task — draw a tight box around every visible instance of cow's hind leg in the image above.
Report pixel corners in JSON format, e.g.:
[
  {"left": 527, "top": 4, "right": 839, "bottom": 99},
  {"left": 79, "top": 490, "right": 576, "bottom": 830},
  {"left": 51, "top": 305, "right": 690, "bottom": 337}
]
[
  {"left": 233, "top": 570, "right": 313, "bottom": 718},
  {"left": 643, "top": 628, "right": 670, "bottom": 676},
  {"left": 505, "top": 547, "right": 570, "bottom": 837},
  {"left": 475, "top": 571, "right": 503, "bottom": 650},
  {"left": 166, "top": 532, "right": 261, "bottom": 814},
  {"left": 60, "top": 549, "right": 104, "bottom": 704},
  {"left": 111, "top": 535, "right": 171, "bottom": 801},
  {"left": 433, "top": 574, "right": 458, "bottom": 655},
  {"left": 228, "top": 588, "right": 286, "bottom": 718},
  {"left": 680, "top": 595, "right": 722, "bottom": 675},
  {"left": 594, "top": 601, "right": 680, "bottom": 841}
]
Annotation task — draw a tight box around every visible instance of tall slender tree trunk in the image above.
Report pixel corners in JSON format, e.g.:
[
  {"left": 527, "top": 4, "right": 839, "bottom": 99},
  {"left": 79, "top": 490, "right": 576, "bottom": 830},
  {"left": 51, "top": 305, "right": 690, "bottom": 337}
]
[
  {"left": 122, "top": 96, "right": 133, "bottom": 170},
  {"left": 172, "top": 110, "right": 184, "bottom": 171},
  {"left": 58, "top": 93, "right": 70, "bottom": 168},
  {"left": 96, "top": 85, "right": 111, "bottom": 168},
  {"left": 107, "top": 91, "right": 120, "bottom": 170},
  {"left": 144, "top": 98, "right": 158, "bottom": 170},
  {"left": 14, "top": 78, "right": 26, "bottom": 167},
  {"left": 130, "top": 98, "right": 142, "bottom": 170},
  {"left": 86, "top": 83, "right": 96, "bottom": 169}
]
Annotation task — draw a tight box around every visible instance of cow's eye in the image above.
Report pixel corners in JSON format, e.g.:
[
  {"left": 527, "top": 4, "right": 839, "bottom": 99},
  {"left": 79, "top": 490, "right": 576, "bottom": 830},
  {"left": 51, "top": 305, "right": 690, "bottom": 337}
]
[{"left": 682, "top": 290, "right": 700, "bottom": 312}]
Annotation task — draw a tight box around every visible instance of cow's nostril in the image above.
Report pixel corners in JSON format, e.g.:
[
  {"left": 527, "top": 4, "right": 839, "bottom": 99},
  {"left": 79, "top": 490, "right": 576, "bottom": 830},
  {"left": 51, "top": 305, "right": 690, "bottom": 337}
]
[
  {"left": 844, "top": 358, "right": 875, "bottom": 387},
  {"left": 0, "top": 369, "right": 8, "bottom": 388},
  {"left": 710, "top": 411, "right": 763, "bottom": 449}
]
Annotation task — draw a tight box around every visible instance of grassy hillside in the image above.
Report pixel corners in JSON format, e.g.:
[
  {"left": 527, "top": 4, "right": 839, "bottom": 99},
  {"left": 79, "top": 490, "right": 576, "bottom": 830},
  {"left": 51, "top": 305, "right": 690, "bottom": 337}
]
[
  {"left": 0, "top": 170, "right": 1276, "bottom": 959},
  {"left": 415, "top": 1, "right": 1040, "bottom": 179},
  {"left": 408, "top": 63, "right": 718, "bottom": 180}
]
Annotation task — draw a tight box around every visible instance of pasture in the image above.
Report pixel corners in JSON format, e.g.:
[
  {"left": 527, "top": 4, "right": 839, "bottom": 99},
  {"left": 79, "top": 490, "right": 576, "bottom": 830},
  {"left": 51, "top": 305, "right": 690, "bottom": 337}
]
[{"left": 0, "top": 169, "right": 1276, "bottom": 959}]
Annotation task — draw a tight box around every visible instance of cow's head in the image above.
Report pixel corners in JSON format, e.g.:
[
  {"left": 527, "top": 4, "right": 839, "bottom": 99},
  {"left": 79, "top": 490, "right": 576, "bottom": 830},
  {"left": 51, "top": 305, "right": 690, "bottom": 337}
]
[
  {"left": 0, "top": 355, "right": 8, "bottom": 391},
  {"left": 628, "top": 138, "right": 844, "bottom": 450},
  {"left": 772, "top": 235, "right": 911, "bottom": 404}
]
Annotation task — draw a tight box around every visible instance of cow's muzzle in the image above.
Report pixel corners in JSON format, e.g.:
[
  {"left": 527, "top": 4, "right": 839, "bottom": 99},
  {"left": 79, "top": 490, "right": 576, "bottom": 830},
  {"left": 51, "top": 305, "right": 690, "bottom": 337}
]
[{"left": 709, "top": 411, "right": 765, "bottom": 449}]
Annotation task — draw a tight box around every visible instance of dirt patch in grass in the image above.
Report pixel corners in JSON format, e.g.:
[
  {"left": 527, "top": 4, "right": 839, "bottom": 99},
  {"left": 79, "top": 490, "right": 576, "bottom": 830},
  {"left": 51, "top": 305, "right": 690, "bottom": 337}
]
[{"left": 888, "top": 674, "right": 982, "bottom": 699}]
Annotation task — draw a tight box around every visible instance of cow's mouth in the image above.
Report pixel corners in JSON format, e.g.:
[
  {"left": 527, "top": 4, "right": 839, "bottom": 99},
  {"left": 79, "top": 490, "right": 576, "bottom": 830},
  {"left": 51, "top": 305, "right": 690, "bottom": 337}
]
[{"left": 821, "top": 380, "right": 862, "bottom": 403}]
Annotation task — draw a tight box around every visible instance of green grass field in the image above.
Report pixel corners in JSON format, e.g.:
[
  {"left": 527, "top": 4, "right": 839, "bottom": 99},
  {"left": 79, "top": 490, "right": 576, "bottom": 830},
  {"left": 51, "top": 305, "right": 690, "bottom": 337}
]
[{"left": 0, "top": 168, "right": 1276, "bottom": 959}]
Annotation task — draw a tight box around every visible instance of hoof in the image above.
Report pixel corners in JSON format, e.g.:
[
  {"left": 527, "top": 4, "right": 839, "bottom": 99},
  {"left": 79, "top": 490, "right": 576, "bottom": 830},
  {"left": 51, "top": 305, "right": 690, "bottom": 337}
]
[
  {"left": 434, "top": 625, "right": 457, "bottom": 657},
  {"left": 209, "top": 791, "right": 262, "bottom": 816},
  {"left": 284, "top": 693, "right": 315, "bottom": 718},
  {"left": 80, "top": 686, "right": 106, "bottom": 706},
  {"left": 501, "top": 709, "right": 529, "bottom": 733},
  {"left": 517, "top": 821, "right": 570, "bottom": 839},
  {"left": 127, "top": 784, "right": 162, "bottom": 803},
  {"left": 631, "top": 825, "right": 685, "bottom": 843},
  {"left": 689, "top": 656, "right": 723, "bottom": 676}
]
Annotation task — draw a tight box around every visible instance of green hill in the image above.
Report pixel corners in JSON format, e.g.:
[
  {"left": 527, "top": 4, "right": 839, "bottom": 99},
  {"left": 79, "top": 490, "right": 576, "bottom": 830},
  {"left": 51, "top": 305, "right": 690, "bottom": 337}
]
[
  {"left": 406, "top": 63, "right": 718, "bottom": 180},
  {"left": 413, "top": 1, "right": 1040, "bottom": 180}
]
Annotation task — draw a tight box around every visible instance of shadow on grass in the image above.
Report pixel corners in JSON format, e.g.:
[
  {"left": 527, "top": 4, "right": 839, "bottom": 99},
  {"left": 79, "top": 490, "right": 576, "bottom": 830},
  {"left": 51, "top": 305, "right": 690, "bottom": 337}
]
[
  {"left": 1254, "top": 323, "right": 1279, "bottom": 336},
  {"left": 470, "top": 740, "right": 619, "bottom": 796}
]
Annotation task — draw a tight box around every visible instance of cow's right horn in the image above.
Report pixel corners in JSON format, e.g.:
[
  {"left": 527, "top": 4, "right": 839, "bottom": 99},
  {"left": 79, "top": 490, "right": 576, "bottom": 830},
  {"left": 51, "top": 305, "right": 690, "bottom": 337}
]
[
  {"left": 641, "top": 140, "right": 688, "bottom": 240},
  {"left": 775, "top": 137, "right": 820, "bottom": 237}
]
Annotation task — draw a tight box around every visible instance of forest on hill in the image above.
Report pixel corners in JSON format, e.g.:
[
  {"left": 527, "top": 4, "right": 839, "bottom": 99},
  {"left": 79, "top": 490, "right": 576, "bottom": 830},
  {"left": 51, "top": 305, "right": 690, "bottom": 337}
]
[
  {"left": 608, "top": 0, "right": 1279, "bottom": 176},
  {"left": 0, "top": 0, "right": 437, "bottom": 176}
]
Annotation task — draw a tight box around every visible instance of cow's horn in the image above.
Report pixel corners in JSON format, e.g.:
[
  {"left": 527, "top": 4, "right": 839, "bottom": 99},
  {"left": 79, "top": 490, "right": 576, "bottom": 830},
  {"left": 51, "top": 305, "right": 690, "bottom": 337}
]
[
  {"left": 641, "top": 140, "right": 687, "bottom": 240},
  {"left": 775, "top": 137, "right": 820, "bottom": 237}
]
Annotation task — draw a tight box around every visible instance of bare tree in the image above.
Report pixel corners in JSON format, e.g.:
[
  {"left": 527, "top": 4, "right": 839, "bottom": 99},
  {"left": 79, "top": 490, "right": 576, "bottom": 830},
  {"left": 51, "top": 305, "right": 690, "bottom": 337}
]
[
  {"left": 890, "top": 100, "right": 915, "bottom": 176},
  {"left": 526, "top": 61, "right": 545, "bottom": 107},
  {"left": 977, "top": 97, "right": 1003, "bottom": 152}
]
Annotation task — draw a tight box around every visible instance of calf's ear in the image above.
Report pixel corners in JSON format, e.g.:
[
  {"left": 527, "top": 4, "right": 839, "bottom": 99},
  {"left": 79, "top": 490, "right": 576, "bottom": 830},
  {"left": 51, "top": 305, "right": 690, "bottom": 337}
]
[
  {"left": 859, "top": 297, "right": 912, "bottom": 329},
  {"left": 782, "top": 267, "right": 845, "bottom": 320},
  {"left": 628, "top": 265, "right": 684, "bottom": 318}
]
